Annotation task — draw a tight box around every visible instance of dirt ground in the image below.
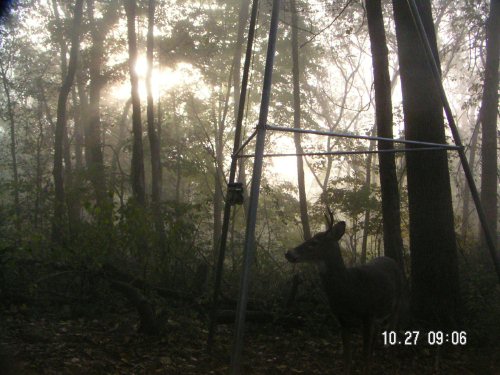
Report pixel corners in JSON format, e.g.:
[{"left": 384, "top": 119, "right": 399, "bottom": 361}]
[{"left": 1, "top": 306, "right": 498, "bottom": 374}]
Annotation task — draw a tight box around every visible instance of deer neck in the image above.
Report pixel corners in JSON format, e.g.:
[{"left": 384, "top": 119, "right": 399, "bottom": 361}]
[{"left": 318, "top": 245, "right": 348, "bottom": 286}]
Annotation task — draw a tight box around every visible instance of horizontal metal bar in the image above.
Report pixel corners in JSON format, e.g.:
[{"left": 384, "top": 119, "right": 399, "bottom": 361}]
[
  {"left": 265, "top": 124, "right": 462, "bottom": 150},
  {"left": 236, "top": 146, "right": 459, "bottom": 158},
  {"left": 232, "top": 128, "right": 258, "bottom": 158}
]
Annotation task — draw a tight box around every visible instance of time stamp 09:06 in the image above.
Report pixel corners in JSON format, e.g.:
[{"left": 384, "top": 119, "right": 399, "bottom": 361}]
[{"left": 382, "top": 331, "right": 467, "bottom": 346}]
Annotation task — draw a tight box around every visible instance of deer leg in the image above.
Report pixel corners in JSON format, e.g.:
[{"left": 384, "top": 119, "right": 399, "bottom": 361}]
[
  {"left": 362, "top": 316, "right": 374, "bottom": 375},
  {"left": 340, "top": 326, "right": 352, "bottom": 375},
  {"left": 389, "top": 295, "right": 401, "bottom": 332}
]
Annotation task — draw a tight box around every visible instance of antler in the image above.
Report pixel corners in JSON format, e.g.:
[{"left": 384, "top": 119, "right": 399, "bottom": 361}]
[{"left": 324, "top": 207, "right": 334, "bottom": 230}]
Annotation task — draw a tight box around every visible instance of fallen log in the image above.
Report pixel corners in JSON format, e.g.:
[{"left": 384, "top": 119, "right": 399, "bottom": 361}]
[{"left": 106, "top": 278, "right": 159, "bottom": 335}]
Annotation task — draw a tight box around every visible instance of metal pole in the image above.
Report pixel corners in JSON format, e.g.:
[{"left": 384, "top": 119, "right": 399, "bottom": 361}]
[
  {"left": 406, "top": 0, "right": 500, "bottom": 282},
  {"left": 207, "top": 0, "right": 261, "bottom": 350},
  {"left": 266, "top": 124, "right": 463, "bottom": 149},
  {"left": 230, "top": 0, "right": 281, "bottom": 372},
  {"left": 233, "top": 128, "right": 258, "bottom": 158},
  {"left": 237, "top": 147, "right": 459, "bottom": 158}
]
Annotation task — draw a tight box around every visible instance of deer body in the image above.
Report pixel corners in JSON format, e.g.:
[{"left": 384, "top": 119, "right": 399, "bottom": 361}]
[{"left": 285, "top": 221, "right": 402, "bottom": 374}]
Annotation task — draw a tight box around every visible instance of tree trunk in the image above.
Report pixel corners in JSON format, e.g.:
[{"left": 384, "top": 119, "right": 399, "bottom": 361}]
[
  {"left": 76, "top": 70, "right": 89, "bottom": 168},
  {"left": 232, "top": 0, "right": 250, "bottom": 215},
  {"left": 51, "top": 0, "right": 84, "bottom": 244},
  {"left": 210, "top": 63, "right": 233, "bottom": 261},
  {"left": 111, "top": 98, "right": 132, "bottom": 207},
  {"left": 63, "top": 105, "right": 79, "bottom": 237},
  {"left": 213, "top": 99, "right": 225, "bottom": 261},
  {"left": 51, "top": 0, "right": 68, "bottom": 79},
  {"left": 125, "top": 0, "right": 146, "bottom": 206},
  {"left": 366, "top": 0, "right": 404, "bottom": 269},
  {"left": 392, "top": 0, "right": 460, "bottom": 329},
  {"left": 290, "top": 0, "right": 311, "bottom": 240},
  {"left": 360, "top": 138, "right": 375, "bottom": 265},
  {"left": 34, "top": 96, "right": 45, "bottom": 229},
  {"left": 72, "top": 86, "right": 84, "bottom": 171},
  {"left": 146, "top": 0, "right": 160, "bottom": 202},
  {"left": 67, "top": 85, "right": 83, "bottom": 235},
  {"left": 479, "top": 0, "right": 499, "bottom": 248},
  {"left": 86, "top": 0, "right": 109, "bottom": 214},
  {"left": 53, "top": 3, "right": 79, "bottom": 238},
  {"left": 171, "top": 93, "right": 183, "bottom": 203},
  {"left": 145, "top": 0, "right": 166, "bottom": 248},
  {"left": 232, "top": 0, "right": 250, "bottom": 119},
  {"left": 461, "top": 116, "right": 480, "bottom": 242}
]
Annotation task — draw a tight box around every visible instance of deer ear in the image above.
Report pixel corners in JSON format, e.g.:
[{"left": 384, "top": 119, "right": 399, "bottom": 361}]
[{"left": 330, "top": 221, "right": 346, "bottom": 240}]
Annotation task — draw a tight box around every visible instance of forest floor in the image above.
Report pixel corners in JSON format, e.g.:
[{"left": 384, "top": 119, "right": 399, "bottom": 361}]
[{"left": 1, "top": 305, "right": 498, "bottom": 375}]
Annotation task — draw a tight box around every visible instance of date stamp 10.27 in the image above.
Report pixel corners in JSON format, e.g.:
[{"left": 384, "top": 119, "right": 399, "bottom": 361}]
[{"left": 382, "top": 331, "right": 467, "bottom": 346}]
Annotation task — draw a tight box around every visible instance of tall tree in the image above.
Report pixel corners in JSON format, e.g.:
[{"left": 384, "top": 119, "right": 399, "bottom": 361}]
[
  {"left": 125, "top": 0, "right": 146, "bottom": 205},
  {"left": 232, "top": 0, "right": 250, "bottom": 120},
  {"left": 479, "top": 0, "right": 499, "bottom": 247},
  {"left": 290, "top": 0, "right": 311, "bottom": 240},
  {"left": 51, "top": 0, "right": 84, "bottom": 244},
  {"left": 111, "top": 98, "right": 132, "bottom": 208},
  {"left": 52, "top": 0, "right": 80, "bottom": 236},
  {"left": 71, "top": 85, "right": 83, "bottom": 171},
  {"left": 360, "top": 137, "right": 375, "bottom": 265},
  {"left": 211, "top": 70, "right": 233, "bottom": 261},
  {"left": 76, "top": 68, "right": 89, "bottom": 168},
  {"left": 232, "top": 0, "right": 250, "bottom": 214},
  {"left": 461, "top": 116, "right": 480, "bottom": 242},
  {"left": 51, "top": 0, "right": 68, "bottom": 78},
  {"left": 86, "top": 0, "right": 114, "bottom": 213},
  {"left": 34, "top": 94, "right": 47, "bottom": 230},
  {"left": 366, "top": 0, "right": 404, "bottom": 269},
  {"left": 392, "top": 0, "right": 460, "bottom": 328},
  {"left": 145, "top": 0, "right": 166, "bottom": 246},
  {"left": 213, "top": 97, "right": 225, "bottom": 261},
  {"left": 146, "top": 0, "right": 161, "bottom": 204}
]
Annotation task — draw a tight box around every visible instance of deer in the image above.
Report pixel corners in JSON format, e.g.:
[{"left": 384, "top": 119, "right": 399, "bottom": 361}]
[{"left": 285, "top": 212, "right": 403, "bottom": 374}]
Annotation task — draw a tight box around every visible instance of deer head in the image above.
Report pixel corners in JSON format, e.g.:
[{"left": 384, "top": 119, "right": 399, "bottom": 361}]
[{"left": 285, "top": 213, "right": 346, "bottom": 263}]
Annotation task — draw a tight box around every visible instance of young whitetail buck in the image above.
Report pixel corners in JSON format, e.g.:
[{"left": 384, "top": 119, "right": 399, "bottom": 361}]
[{"left": 285, "top": 212, "right": 402, "bottom": 374}]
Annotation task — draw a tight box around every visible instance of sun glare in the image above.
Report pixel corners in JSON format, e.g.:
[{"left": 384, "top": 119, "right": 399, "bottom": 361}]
[
  {"left": 111, "top": 57, "right": 208, "bottom": 101},
  {"left": 134, "top": 56, "right": 149, "bottom": 78}
]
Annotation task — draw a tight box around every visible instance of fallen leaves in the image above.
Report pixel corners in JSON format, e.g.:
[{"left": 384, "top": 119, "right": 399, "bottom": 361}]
[{"left": 0, "top": 307, "right": 498, "bottom": 374}]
